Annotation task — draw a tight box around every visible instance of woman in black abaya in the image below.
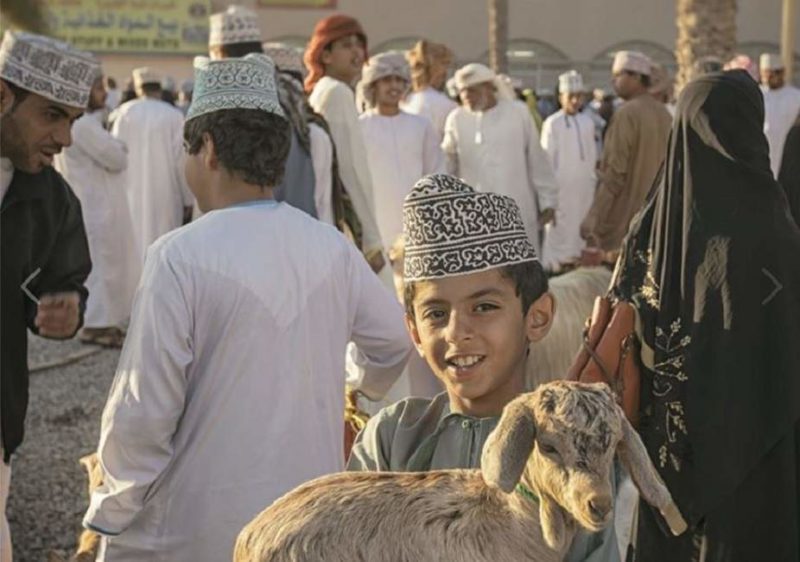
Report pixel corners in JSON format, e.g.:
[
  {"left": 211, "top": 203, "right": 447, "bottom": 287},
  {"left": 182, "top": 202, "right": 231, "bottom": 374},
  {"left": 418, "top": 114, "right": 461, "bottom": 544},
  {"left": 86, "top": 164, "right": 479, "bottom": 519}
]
[{"left": 615, "top": 70, "right": 800, "bottom": 561}]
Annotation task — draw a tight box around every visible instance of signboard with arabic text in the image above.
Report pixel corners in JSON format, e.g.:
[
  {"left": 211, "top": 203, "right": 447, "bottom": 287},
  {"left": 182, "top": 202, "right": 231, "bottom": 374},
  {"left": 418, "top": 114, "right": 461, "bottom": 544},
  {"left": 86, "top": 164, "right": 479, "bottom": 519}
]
[{"left": 42, "top": 0, "right": 210, "bottom": 54}]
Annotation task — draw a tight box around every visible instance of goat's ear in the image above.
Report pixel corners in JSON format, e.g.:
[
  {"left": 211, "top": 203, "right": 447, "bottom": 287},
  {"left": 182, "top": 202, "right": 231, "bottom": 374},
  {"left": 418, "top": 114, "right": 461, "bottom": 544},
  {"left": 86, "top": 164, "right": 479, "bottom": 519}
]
[
  {"left": 539, "top": 494, "right": 570, "bottom": 551},
  {"left": 481, "top": 395, "right": 536, "bottom": 493},
  {"left": 615, "top": 405, "right": 688, "bottom": 536}
]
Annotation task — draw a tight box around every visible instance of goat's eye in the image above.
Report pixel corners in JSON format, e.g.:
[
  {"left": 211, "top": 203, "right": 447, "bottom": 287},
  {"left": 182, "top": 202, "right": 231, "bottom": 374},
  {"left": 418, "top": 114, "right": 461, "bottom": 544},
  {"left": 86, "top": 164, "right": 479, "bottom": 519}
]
[{"left": 539, "top": 443, "right": 558, "bottom": 456}]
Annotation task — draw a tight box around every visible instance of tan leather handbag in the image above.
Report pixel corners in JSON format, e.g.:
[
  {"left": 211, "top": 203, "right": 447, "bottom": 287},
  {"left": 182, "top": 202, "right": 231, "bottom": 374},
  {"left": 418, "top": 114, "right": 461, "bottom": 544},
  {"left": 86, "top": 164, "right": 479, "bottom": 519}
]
[{"left": 566, "top": 295, "right": 642, "bottom": 427}]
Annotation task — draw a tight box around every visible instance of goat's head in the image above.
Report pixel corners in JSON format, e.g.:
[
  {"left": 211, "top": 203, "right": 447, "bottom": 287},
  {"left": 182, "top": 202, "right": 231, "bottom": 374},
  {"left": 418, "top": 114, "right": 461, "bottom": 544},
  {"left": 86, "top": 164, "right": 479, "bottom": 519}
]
[{"left": 481, "top": 381, "right": 687, "bottom": 551}]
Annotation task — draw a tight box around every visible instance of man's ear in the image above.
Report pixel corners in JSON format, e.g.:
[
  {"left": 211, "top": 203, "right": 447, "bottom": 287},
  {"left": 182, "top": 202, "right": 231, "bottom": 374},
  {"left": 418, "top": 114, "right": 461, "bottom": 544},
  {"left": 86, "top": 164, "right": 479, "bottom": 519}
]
[
  {"left": 404, "top": 313, "right": 425, "bottom": 357},
  {"left": 525, "top": 291, "right": 555, "bottom": 344},
  {"left": 0, "top": 80, "right": 16, "bottom": 116},
  {"left": 201, "top": 132, "right": 218, "bottom": 171}
]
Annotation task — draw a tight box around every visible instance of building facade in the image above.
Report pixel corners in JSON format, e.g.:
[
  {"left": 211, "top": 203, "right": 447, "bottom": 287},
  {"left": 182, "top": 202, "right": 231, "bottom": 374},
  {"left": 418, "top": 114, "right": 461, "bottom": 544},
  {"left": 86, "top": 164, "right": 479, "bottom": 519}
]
[{"left": 97, "top": 0, "right": 798, "bottom": 90}]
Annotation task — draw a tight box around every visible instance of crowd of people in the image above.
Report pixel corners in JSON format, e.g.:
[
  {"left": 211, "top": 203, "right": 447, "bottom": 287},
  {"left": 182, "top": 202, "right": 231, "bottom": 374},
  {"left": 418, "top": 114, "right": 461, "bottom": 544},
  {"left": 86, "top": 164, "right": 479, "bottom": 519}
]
[{"left": 0, "top": 4, "right": 799, "bottom": 562}]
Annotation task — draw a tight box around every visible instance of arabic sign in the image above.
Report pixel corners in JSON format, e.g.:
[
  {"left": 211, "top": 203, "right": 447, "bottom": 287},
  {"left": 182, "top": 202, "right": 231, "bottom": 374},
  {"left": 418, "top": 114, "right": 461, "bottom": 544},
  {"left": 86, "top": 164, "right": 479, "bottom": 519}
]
[
  {"left": 258, "top": 0, "right": 335, "bottom": 7},
  {"left": 42, "top": 0, "right": 210, "bottom": 54}
]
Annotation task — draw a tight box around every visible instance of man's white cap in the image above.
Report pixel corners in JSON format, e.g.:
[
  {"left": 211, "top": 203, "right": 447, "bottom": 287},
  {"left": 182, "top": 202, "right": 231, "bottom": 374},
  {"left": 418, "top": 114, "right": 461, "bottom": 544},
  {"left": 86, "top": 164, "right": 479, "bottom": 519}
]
[
  {"left": 0, "top": 30, "right": 99, "bottom": 108},
  {"left": 558, "top": 70, "right": 585, "bottom": 94},
  {"left": 208, "top": 5, "right": 262, "bottom": 48},
  {"left": 760, "top": 53, "right": 784, "bottom": 71},
  {"left": 612, "top": 50, "right": 652, "bottom": 76},
  {"left": 454, "top": 63, "right": 496, "bottom": 91},
  {"left": 132, "top": 67, "right": 161, "bottom": 89}
]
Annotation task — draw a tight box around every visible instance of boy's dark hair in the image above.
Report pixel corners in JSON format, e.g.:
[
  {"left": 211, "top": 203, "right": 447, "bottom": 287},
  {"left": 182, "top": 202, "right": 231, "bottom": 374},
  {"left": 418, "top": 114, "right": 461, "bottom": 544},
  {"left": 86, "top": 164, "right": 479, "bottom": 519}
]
[
  {"left": 219, "top": 42, "right": 264, "bottom": 58},
  {"left": 404, "top": 260, "right": 549, "bottom": 319},
  {"left": 183, "top": 108, "right": 291, "bottom": 187}
]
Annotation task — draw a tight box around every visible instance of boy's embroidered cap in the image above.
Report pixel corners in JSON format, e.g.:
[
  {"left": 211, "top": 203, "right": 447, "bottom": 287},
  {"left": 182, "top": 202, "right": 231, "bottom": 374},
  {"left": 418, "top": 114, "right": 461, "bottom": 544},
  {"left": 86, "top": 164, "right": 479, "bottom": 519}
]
[
  {"left": 0, "top": 30, "right": 99, "bottom": 109},
  {"left": 402, "top": 174, "right": 538, "bottom": 282},
  {"left": 186, "top": 53, "right": 285, "bottom": 122}
]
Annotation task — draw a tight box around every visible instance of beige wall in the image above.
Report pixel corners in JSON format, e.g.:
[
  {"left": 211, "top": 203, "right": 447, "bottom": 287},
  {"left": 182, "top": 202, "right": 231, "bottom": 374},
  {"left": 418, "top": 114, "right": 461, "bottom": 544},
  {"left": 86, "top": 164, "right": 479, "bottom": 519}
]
[{"left": 98, "top": 0, "right": 799, "bottom": 88}]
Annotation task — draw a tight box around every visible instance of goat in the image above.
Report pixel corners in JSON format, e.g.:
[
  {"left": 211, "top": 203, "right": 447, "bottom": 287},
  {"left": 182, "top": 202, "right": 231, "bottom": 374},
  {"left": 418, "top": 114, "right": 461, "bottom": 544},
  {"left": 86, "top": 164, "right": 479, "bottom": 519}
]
[
  {"left": 527, "top": 266, "right": 612, "bottom": 389},
  {"left": 234, "top": 381, "right": 686, "bottom": 562},
  {"left": 48, "top": 454, "right": 102, "bottom": 562}
]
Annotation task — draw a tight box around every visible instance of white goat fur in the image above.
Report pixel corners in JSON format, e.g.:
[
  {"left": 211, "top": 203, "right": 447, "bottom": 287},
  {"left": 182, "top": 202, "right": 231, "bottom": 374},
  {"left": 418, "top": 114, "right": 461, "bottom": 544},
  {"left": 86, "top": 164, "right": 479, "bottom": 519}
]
[
  {"left": 235, "top": 381, "right": 686, "bottom": 562},
  {"left": 526, "top": 267, "right": 612, "bottom": 389}
]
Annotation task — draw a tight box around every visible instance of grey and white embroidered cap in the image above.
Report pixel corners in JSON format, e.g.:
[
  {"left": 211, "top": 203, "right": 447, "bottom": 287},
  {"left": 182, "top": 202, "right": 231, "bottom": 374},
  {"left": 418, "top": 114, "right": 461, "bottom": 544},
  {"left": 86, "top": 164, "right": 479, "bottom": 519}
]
[
  {"left": 403, "top": 174, "right": 538, "bottom": 282},
  {"left": 0, "top": 30, "right": 99, "bottom": 109},
  {"left": 262, "top": 42, "right": 306, "bottom": 77},
  {"left": 186, "top": 53, "right": 285, "bottom": 121},
  {"left": 208, "top": 5, "right": 262, "bottom": 47}
]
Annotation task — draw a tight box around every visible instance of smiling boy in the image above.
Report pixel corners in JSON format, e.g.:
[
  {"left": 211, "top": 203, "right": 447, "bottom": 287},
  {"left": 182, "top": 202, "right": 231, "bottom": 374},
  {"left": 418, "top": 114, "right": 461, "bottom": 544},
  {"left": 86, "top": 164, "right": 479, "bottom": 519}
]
[{"left": 348, "top": 174, "right": 620, "bottom": 561}]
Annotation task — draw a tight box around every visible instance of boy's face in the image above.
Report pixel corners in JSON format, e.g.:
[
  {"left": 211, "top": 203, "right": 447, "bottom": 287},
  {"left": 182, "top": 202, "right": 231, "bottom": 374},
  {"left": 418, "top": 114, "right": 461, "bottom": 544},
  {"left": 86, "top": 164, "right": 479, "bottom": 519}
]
[
  {"left": 374, "top": 75, "right": 407, "bottom": 109},
  {"left": 321, "top": 34, "right": 366, "bottom": 85},
  {"left": 406, "top": 268, "right": 553, "bottom": 417},
  {"left": 184, "top": 133, "right": 212, "bottom": 212}
]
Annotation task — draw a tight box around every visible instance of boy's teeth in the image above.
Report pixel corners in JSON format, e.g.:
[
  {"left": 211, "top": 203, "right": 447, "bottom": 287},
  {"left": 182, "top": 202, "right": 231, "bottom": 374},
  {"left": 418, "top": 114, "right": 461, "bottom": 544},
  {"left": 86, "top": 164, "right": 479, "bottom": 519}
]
[{"left": 451, "top": 355, "right": 482, "bottom": 368}]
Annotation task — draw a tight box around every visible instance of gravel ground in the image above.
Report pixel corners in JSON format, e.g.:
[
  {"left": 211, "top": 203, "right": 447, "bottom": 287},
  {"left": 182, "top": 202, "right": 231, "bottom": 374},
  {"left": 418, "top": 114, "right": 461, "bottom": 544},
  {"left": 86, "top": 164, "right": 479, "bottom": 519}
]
[{"left": 7, "top": 335, "right": 120, "bottom": 562}]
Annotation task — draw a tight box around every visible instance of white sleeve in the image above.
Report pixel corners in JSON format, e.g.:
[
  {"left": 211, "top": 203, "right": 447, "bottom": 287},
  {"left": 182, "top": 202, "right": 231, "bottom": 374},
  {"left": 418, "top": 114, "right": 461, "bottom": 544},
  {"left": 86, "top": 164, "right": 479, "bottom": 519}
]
[
  {"left": 523, "top": 106, "right": 559, "bottom": 212},
  {"left": 309, "top": 123, "right": 335, "bottom": 225},
  {"left": 83, "top": 247, "right": 193, "bottom": 535},
  {"left": 345, "top": 243, "right": 412, "bottom": 400},
  {"left": 422, "top": 118, "right": 446, "bottom": 175},
  {"left": 317, "top": 85, "right": 383, "bottom": 252},
  {"left": 74, "top": 118, "right": 128, "bottom": 173},
  {"left": 540, "top": 116, "right": 558, "bottom": 171},
  {"left": 441, "top": 111, "right": 459, "bottom": 176}
]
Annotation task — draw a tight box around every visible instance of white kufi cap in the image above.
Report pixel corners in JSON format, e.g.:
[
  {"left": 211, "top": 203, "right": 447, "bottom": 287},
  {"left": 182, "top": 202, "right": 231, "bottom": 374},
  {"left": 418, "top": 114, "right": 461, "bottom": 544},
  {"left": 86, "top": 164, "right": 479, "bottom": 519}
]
[
  {"left": 0, "top": 30, "right": 99, "bottom": 108},
  {"left": 558, "top": 70, "right": 585, "bottom": 94},
  {"left": 612, "top": 50, "right": 652, "bottom": 76},
  {"left": 208, "top": 5, "right": 262, "bottom": 48}
]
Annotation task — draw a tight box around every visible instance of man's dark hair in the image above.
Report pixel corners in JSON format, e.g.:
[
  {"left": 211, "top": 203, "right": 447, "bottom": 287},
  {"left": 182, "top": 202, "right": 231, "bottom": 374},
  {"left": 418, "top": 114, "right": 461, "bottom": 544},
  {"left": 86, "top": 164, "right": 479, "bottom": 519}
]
[
  {"left": 3, "top": 80, "right": 29, "bottom": 112},
  {"left": 140, "top": 82, "right": 162, "bottom": 96},
  {"left": 183, "top": 108, "right": 290, "bottom": 187},
  {"left": 404, "top": 260, "right": 549, "bottom": 319},
  {"left": 219, "top": 42, "right": 264, "bottom": 58}
]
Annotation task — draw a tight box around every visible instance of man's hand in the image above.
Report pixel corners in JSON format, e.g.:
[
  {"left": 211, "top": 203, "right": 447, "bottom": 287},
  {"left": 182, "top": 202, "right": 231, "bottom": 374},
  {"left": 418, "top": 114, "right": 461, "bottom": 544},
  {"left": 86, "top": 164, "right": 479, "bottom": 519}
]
[
  {"left": 35, "top": 292, "right": 81, "bottom": 339},
  {"left": 539, "top": 208, "right": 556, "bottom": 227}
]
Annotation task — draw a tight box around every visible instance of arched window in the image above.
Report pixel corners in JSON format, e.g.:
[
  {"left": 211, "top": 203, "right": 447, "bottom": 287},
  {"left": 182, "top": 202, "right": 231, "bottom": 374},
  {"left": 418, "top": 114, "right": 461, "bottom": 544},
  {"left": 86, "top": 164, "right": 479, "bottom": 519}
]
[
  {"left": 590, "top": 40, "right": 677, "bottom": 90},
  {"left": 479, "top": 38, "right": 571, "bottom": 91}
]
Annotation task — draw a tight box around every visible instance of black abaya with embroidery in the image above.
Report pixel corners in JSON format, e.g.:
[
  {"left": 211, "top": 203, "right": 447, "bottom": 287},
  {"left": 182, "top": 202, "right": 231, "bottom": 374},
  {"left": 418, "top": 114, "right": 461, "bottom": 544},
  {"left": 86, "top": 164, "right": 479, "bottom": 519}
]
[{"left": 613, "top": 70, "right": 800, "bottom": 562}]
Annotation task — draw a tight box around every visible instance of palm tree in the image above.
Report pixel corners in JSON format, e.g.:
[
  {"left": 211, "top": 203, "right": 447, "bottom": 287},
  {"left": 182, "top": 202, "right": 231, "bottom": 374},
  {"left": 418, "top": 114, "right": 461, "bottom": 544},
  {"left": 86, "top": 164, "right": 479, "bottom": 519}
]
[
  {"left": 488, "top": 0, "right": 508, "bottom": 74},
  {"left": 675, "top": 0, "right": 737, "bottom": 91}
]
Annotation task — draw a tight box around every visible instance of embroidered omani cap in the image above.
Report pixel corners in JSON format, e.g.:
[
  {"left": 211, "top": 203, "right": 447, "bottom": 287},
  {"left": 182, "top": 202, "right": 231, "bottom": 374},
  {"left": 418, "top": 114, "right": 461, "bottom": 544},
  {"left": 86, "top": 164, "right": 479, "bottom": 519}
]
[
  {"left": 558, "top": 70, "right": 585, "bottom": 94},
  {"left": 132, "top": 67, "right": 161, "bottom": 89},
  {"left": 262, "top": 42, "right": 306, "bottom": 77},
  {"left": 612, "top": 51, "right": 652, "bottom": 76},
  {"left": 0, "top": 30, "right": 99, "bottom": 108},
  {"left": 403, "top": 174, "right": 538, "bottom": 282},
  {"left": 186, "top": 53, "right": 285, "bottom": 122},
  {"left": 208, "top": 5, "right": 262, "bottom": 48},
  {"left": 759, "top": 53, "right": 784, "bottom": 71}
]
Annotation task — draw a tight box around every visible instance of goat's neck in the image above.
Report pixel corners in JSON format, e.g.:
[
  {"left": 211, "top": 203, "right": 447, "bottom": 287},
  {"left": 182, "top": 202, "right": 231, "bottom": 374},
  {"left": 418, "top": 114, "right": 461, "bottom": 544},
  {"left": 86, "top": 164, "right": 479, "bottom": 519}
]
[{"left": 507, "top": 468, "right": 541, "bottom": 519}]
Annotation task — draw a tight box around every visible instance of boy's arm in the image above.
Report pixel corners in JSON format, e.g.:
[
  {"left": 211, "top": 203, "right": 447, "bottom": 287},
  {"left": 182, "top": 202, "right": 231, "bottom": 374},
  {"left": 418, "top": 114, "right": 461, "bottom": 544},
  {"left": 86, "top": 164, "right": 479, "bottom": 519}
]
[
  {"left": 83, "top": 247, "right": 193, "bottom": 536},
  {"left": 346, "top": 244, "right": 412, "bottom": 401},
  {"left": 346, "top": 408, "right": 394, "bottom": 471}
]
